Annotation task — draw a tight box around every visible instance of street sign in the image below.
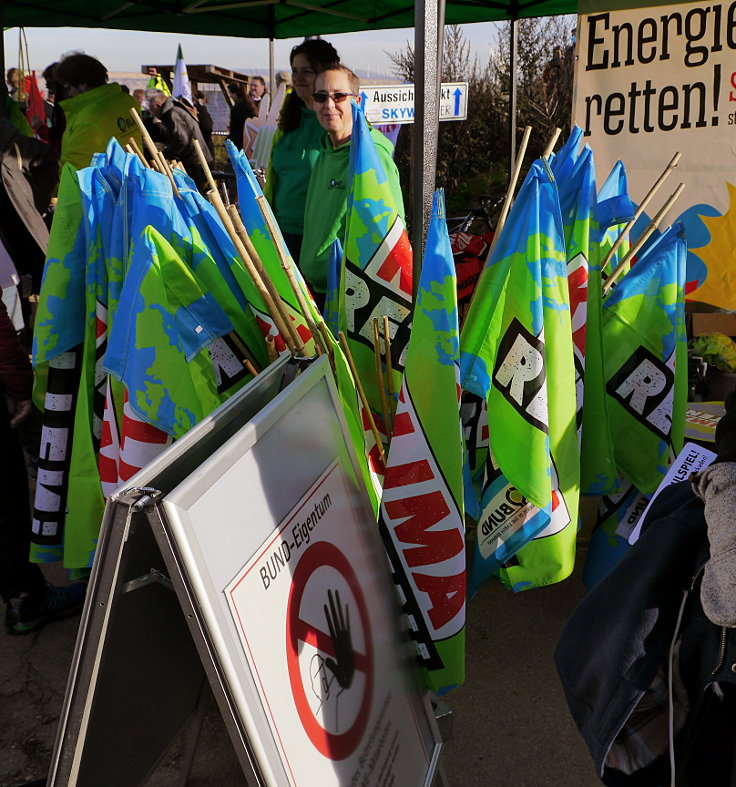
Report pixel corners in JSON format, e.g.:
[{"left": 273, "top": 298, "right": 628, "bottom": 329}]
[{"left": 360, "top": 82, "right": 468, "bottom": 125}]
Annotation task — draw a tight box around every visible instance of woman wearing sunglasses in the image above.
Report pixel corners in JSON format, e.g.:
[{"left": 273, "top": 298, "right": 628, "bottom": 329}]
[
  {"left": 264, "top": 39, "right": 340, "bottom": 262},
  {"left": 300, "top": 64, "right": 404, "bottom": 310}
]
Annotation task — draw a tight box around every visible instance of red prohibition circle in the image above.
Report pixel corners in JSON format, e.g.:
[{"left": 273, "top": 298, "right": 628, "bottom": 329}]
[{"left": 286, "top": 541, "right": 374, "bottom": 761}]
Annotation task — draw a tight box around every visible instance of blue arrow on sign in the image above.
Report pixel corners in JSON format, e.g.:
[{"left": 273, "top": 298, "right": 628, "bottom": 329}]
[{"left": 453, "top": 87, "right": 462, "bottom": 116}]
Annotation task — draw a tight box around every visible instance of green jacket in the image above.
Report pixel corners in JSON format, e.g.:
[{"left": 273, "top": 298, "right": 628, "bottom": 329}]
[
  {"left": 266, "top": 107, "right": 324, "bottom": 235},
  {"left": 300, "top": 126, "right": 403, "bottom": 293},
  {"left": 59, "top": 83, "right": 142, "bottom": 172}
]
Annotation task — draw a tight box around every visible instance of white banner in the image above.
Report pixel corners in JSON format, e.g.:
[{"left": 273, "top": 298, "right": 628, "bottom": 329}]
[{"left": 574, "top": 1, "right": 736, "bottom": 306}]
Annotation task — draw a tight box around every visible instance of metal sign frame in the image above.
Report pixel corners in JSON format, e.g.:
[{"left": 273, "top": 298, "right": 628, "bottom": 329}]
[{"left": 49, "top": 356, "right": 444, "bottom": 786}]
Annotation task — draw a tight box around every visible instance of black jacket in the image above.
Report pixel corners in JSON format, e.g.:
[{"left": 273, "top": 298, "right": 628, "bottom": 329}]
[{"left": 556, "top": 481, "right": 736, "bottom": 786}]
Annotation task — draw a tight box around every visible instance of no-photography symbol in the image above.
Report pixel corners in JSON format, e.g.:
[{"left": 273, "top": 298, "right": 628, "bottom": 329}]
[{"left": 286, "top": 541, "right": 373, "bottom": 760}]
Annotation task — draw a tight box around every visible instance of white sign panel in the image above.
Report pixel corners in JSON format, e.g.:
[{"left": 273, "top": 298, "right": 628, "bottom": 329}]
[
  {"left": 574, "top": 1, "right": 736, "bottom": 306},
  {"left": 361, "top": 82, "right": 469, "bottom": 125},
  {"left": 628, "top": 441, "right": 716, "bottom": 544},
  {"left": 226, "top": 460, "right": 431, "bottom": 786}
]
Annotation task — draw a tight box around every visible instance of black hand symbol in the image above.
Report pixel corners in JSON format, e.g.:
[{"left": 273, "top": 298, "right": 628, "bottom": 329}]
[{"left": 324, "top": 589, "right": 355, "bottom": 690}]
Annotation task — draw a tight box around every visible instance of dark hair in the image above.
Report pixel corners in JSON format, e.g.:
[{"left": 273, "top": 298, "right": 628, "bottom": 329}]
[
  {"left": 252, "top": 76, "right": 266, "bottom": 88},
  {"left": 55, "top": 53, "right": 108, "bottom": 90},
  {"left": 280, "top": 38, "right": 340, "bottom": 133},
  {"left": 42, "top": 62, "right": 59, "bottom": 92},
  {"left": 228, "top": 82, "right": 257, "bottom": 116}
]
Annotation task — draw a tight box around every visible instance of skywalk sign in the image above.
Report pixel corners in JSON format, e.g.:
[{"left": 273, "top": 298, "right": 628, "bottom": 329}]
[{"left": 361, "top": 82, "right": 469, "bottom": 125}]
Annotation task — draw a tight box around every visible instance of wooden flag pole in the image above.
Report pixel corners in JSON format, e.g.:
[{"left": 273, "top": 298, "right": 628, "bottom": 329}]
[
  {"left": 127, "top": 137, "right": 149, "bottom": 168},
  {"left": 382, "top": 315, "right": 395, "bottom": 428},
  {"left": 542, "top": 127, "right": 561, "bottom": 159},
  {"left": 255, "top": 194, "right": 327, "bottom": 356},
  {"left": 602, "top": 182, "right": 686, "bottom": 295},
  {"left": 339, "top": 330, "right": 386, "bottom": 465},
  {"left": 225, "top": 203, "right": 305, "bottom": 354},
  {"left": 192, "top": 138, "right": 218, "bottom": 195},
  {"left": 601, "top": 151, "right": 682, "bottom": 276},
  {"left": 486, "top": 124, "right": 532, "bottom": 262},
  {"left": 317, "top": 321, "right": 335, "bottom": 371},
  {"left": 372, "top": 318, "right": 391, "bottom": 442},
  {"left": 220, "top": 180, "right": 230, "bottom": 208},
  {"left": 227, "top": 332, "right": 262, "bottom": 374},
  {"left": 265, "top": 335, "right": 278, "bottom": 363},
  {"left": 207, "top": 189, "right": 298, "bottom": 354},
  {"left": 128, "top": 108, "right": 180, "bottom": 198}
]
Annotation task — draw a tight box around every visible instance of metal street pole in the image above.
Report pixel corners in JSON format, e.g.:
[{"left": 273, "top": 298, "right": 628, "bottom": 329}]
[{"left": 412, "top": 0, "right": 444, "bottom": 301}]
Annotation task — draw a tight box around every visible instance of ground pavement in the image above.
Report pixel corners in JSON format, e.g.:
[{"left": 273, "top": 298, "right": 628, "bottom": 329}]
[{"left": 0, "top": 541, "right": 601, "bottom": 787}]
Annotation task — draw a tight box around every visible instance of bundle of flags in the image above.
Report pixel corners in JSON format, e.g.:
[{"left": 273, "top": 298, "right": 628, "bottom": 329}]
[
  {"left": 31, "top": 139, "right": 314, "bottom": 571},
  {"left": 29, "top": 114, "right": 689, "bottom": 699}
]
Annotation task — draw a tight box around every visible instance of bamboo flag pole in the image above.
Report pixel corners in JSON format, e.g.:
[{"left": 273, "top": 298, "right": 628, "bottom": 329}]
[
  {"left": 207, "top": 189, "right": 298, "bottom": 354},
  {"left": 227, "top": 331, "right": 262, "bottom": 374},
  {"left": 373, "top": 318, "right": 391, "bottom": 441},
  {"left": 126, "top": 138, "right": 149, "bottom": 168},
  {"left": 339, "top": 330, "right": 386, "bottom": 465},
  {"left": 601, "top": 151, "right": 682, "bottom": 276},
  {"left": 226, "top": 203, "right": 305, "bottom": 354},
  {"left": 192, "top": 137, "right": 218, "bottom": 195},
  {"left": 255, "top": 194, "right": 327, "bottom": 356},
  {"left": 265, "top": 335, "right": 278, "bottom": 363},
  {"left": 128, "top": 108, "right": 180, "bottom": 197},
  {"left": 603, "top": 182, "right": 686, "bottom": 295},
  {"left": 382, "top": 315, "right": 395, "bottom": 427},
  {"left": 486, "top": 125, "right": 532, "bottom": 262},
  {"left": 317, "top": 321, "right": 335, "bottom": 371},
  {"left": 542, "top": 127, "right": 561, "bottom": 159}
]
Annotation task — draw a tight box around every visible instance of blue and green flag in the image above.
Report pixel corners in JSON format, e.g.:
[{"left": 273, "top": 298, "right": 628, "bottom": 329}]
[
  {"left": 600, "top": 222, "right": 688, "bottom": 495},
  {"left": 460, "top": 159, "right": 579, "bottom": 592},
  {"left": 379, "top": 190, "right": 465, "bottom": 694}
]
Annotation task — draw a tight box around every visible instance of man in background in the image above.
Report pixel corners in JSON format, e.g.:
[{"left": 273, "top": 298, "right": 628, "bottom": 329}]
[
  {"left": 148, "top": 88, "right": 212, "bottom": 191},
  {"left": 249, "top": 75, "right": 267, "bottom": 108}
]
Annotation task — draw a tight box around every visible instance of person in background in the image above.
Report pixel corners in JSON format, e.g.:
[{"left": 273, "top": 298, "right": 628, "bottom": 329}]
[
  {"left": 40, "top": 62, "right": 65, "bottom": 154},
  {"left": 0, "top": 286, "right": 87, "bottom": 635},
  {"left": 6, "top": 68, "right": 20, "bottom": 100},
  {"left": 300, "top": 64, "right": 403, "bottom": 308},
  {"left": 249, "top": 76, "right": 267, "bottom": 108},
  {"left": 193, "top": 89, "right": 215, "bottom": 158},
  {"left": 263, "top": 39, "right": 339, "bottom": 262},
  {"left": 147, "top": 89, "right": 212, "bottom": 191},
  {"left": 146, "top": 67, "right": 171, "bottom": 96},
  {"left": 275, "top": 70, "right": 292, "bottom": 91},
  {"left": 226, "top": 82, "right": 256, "bottom": 151},
  {"left": 53, "top": 53, "right": 143, "bottom": 173},
  {"left": 120, "top": 84, "right": 130, "bottom": 94},
  {"left": 132, "top": 88, "right": 145, "bottom": 107}
]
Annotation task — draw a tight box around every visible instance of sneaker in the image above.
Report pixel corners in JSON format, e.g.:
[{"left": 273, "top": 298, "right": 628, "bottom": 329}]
[{"left": 5, "top": 581, "right": 87, "bottom": 635}]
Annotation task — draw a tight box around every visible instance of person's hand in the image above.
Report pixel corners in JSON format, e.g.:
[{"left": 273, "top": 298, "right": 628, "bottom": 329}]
[{"left": 7, "top": 398, "right": 32, "bottom": 428}]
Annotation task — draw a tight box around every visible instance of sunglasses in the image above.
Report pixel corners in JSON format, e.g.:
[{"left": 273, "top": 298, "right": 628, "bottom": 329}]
[{"left": 312, "top": 91, "right": 357, "bottom": 104}]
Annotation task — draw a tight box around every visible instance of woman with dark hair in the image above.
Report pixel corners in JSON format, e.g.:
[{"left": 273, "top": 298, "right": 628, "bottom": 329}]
[
  {"left": 227, "top": 82, "right": 257, "bottom": 151},
  {"left": 264, "top": 39, "right": 339, "bottom": 260}
]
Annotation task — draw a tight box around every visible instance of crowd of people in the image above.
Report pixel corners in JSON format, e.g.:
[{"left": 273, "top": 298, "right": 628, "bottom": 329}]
[{"left": 0, "top": 41, "right": 403, "bottom": 635}]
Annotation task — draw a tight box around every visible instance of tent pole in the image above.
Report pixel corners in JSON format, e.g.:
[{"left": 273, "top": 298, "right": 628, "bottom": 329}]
[
  {"left": 412, "top": 0, "right": 443, "bottom": 301},
  {"left": 508, "top": 18, "right": 518, "bottom": 186},
  {"left": 268, "top": 37, "right": 275, "bottom": 98}
]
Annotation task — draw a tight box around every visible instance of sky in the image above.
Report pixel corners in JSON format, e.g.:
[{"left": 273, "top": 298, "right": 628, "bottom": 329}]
[{"left": 3, "top": 23, "right": 503, "bottom": 80}]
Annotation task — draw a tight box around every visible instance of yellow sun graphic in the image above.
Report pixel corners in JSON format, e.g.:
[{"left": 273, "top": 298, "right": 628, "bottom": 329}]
[{"left": 691, "top": 182, "right": 736, "bottom": 310}]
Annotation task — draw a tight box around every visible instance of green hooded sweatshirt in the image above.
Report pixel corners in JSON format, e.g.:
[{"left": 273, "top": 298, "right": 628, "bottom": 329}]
[
  {"left": 59, "top": 83, "right": 142, "bottom": 172},
  {"left": 300, "top": 126, "right": 403, "bottom": 293}
]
